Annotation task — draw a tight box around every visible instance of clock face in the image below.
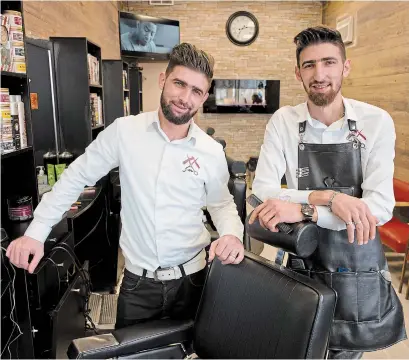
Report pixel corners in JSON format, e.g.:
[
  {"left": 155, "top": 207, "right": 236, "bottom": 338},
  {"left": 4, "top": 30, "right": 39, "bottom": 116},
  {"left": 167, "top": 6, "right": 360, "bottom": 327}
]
[{"left": 226, "top": 11, "right": 259, "bottom": 46}]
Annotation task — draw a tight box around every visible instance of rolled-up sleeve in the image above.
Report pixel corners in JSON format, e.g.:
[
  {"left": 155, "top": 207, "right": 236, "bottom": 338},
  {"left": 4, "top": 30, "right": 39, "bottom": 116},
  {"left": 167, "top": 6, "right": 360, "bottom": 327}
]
[{"left": 360, "top": 111, "right": 396, "bottom": 225}]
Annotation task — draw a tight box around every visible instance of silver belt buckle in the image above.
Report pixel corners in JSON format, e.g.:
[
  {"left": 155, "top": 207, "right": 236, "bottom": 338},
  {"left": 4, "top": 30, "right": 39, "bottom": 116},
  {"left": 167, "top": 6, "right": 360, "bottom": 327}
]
[{"left": 154, "top": 267, "right": 177, "bottom": 281}]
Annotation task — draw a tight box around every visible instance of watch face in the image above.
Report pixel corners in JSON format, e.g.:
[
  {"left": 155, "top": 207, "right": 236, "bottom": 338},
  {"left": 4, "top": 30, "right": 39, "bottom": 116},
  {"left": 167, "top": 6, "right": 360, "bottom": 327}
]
[
  {"left": 226, "top": 11, "right": 259, "bottom": 46},
  {"left": 302, "top": 205, "right": 315, "bottom": 217}
]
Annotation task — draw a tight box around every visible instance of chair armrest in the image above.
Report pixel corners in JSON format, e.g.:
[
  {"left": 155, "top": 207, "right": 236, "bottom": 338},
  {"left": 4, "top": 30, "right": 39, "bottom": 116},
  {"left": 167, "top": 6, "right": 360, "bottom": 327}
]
[
  {"left": 245, "top": 214, "right": 318, "bottom": 258},
  {"left": 67, "top": 319, "right": 194, "bottom": 359}
]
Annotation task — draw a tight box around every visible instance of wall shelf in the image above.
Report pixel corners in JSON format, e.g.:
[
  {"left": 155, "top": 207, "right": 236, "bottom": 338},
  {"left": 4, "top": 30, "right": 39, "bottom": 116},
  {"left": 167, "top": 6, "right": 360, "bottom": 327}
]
[{"left": 1, "top": 146, "right": 33, "bottom": 160}]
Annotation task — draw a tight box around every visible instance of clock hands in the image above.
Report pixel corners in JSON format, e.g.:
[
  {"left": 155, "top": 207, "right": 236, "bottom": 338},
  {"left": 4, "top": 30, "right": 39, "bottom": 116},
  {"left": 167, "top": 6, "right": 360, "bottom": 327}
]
[{"left": 237, "top": 25, "right": 249, "bottom": 35}]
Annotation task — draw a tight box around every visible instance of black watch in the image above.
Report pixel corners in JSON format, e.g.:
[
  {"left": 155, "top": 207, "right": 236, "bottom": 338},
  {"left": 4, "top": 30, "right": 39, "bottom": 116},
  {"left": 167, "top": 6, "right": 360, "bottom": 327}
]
[{"left": 301, "top": 204, "right": 315, "bottom": 221}]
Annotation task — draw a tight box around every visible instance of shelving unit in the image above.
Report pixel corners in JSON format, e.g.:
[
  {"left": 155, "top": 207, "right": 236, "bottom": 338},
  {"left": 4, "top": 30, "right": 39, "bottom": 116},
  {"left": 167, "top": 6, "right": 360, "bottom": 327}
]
[
  {"left": 102, "top": 60, "right": 130, "bottom": 127},
  {"left": 1, "top": 71, "right": 27, "bottom": 79},
  {"left": 1, "top": 1, "right": 38, "bottom": 235},
  {"left": 123, "top": 62, "right": 130, "bottom": 117},
  {"left": 129, "top": 66, "right": 143, "bottom": 115},
  {"left": 1, "top": 4, "right": 38, "bottom": 358},
  {"left": 1, "top": 145, "right": 33, "bottom": 159},
  {"left": 50, "top": 37, "right": 104, "bottom": 156}
]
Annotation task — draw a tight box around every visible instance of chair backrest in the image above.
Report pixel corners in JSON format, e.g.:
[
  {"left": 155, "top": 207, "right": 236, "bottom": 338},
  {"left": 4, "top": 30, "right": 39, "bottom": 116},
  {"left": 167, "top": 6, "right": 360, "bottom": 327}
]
[
  {"left": 194, "top": 252, "right": 336, "bottom": 359},
  {"left": 228, "top": 176, "right": 247, "bottom": 224},
  {"left": 226, "top": 157, "right": 247, "bottom": 224},
  {"left": 204, "top": 158, "right": 247, "bottom": 229},
  {"left": 394, "top": 178, "right": 409, "bottom": 202}
]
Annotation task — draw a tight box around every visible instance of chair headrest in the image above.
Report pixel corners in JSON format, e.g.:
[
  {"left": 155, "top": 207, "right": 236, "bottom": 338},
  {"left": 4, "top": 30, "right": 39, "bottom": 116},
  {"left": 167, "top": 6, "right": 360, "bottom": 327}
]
[
  {"left": 226, "top": 156, "right": 246, "bottom": 178},
  {"left": 214, "top": 137, "right": 226, "bottom": 149},
  {"left": 245, "top": 213, "right": 318, "bottom": 258}
]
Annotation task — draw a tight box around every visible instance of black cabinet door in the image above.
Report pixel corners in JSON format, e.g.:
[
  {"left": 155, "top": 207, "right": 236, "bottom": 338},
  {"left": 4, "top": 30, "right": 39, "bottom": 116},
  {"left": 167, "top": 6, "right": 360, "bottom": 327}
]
[
  {"left": 51, "top": 38, "right": 91, "bottom": 157},
  {"left": 25, "top": 39, "right": 60, "bottom": 168},
  {"left": 129, "top": 68, "right": 141, "bottom": 115},
  {"left": 102, "top": 60, "right": 124, "bottom": 127}
]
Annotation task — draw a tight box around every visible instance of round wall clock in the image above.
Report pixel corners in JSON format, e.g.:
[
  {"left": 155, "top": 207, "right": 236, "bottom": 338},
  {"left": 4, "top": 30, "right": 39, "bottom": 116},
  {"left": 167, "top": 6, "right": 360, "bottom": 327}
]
[{"left": 226, "top": 11, "right": 259, "bottom": 46}]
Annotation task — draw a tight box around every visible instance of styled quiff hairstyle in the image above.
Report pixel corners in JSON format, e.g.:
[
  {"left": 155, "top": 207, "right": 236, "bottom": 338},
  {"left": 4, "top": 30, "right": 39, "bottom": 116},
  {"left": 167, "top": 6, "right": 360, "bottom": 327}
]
[
  {"left": 165, "top": 43, "right": 215, "bottom": 82},
  {"left": 294, "top": 26, "right": 346, "bottom": 67}
]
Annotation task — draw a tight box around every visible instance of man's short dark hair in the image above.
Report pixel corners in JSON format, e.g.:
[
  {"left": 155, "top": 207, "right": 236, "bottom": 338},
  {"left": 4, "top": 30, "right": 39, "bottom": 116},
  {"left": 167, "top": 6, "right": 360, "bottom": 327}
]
[
  {"left": 165, "top": 43, "right": 215, "bottom": 82},
  {"left": 293, "top": 26, "right": 346, "bottom": 67}
]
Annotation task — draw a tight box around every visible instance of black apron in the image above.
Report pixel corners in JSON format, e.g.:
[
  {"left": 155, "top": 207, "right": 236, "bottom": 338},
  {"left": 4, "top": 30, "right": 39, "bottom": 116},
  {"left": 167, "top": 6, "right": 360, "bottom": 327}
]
[{"left": 291, "top": 119, "right": 406, "bottom": 351}]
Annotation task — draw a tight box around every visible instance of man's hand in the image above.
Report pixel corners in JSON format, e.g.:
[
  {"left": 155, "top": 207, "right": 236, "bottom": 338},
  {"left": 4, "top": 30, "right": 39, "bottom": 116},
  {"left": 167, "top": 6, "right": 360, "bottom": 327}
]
[
  {"left": 248, "top": 199, "right": 303, "bottom": 231},
  {"left": 330, "top": 193, "right": 378, "bottom": 245},
  {"left": 208, "top": 235, "right": 244, "bottom": 265},
  {"left": 6, "top": 236, "right": 44, "bottom": 273}
]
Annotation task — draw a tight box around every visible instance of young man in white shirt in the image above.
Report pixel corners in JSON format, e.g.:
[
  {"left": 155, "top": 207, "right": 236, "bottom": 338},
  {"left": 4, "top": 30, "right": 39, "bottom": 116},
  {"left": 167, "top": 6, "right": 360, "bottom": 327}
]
[
  {"left": 250, "top": 26, "right": 406, "bottom": 359},
  {"left": 6, "top": 43, "right": 244, "bottom": 329}
]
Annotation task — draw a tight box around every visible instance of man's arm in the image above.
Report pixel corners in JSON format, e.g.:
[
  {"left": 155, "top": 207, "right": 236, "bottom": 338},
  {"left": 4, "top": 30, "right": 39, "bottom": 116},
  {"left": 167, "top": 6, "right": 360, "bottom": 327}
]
[
  {"left": 206, "top": 148, "right": 244, "bottom": 265},
  {"left": 6, "top": 120, "right": 120, "bottom": 271},
  {"left": 252, "top": 110, "right": 395, "bottom": 243},
  {"left": 205, "top": 149, "right": 244, "bottom": 241},
  {"left": 252, "top": 114, "right": 313, "bottom": 205},
  {"left": 309, "top": 111, "right": 396, "bottom": 230}
]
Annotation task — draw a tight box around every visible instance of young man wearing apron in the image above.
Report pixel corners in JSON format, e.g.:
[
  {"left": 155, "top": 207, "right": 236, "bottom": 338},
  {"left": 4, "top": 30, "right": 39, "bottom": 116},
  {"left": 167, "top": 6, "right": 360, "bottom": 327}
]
[{"left": 250, "top": 26, "right": 406, "bottom": 359}]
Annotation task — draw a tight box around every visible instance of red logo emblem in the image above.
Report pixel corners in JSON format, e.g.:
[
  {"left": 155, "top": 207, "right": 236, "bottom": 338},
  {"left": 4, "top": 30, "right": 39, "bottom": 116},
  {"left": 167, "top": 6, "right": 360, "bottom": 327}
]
[{"left": 183, "top": 155, "right": 200, "bottom": 175}]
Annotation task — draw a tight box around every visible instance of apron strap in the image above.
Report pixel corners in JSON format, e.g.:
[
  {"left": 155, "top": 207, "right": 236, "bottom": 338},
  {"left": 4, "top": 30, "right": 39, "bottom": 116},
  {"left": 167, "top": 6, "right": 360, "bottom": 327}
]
[
  {"left": 299, "top": 121, "right": 307, "bottom": 143},
  {"left": 299, "top": 121, "right": 307, "bottom": 134},
  {"left": 347, "top": 119, "right": 357, "bottom": 132}
]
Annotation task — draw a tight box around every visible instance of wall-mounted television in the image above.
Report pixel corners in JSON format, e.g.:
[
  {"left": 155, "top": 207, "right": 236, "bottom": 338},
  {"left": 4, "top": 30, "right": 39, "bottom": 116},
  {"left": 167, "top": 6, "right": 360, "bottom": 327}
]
[
  {"left": 119, "top": 12, "right": 180, "bottom": 60},
  {"left": 203, "top": 79, "right": 280, "bottom": 114}
]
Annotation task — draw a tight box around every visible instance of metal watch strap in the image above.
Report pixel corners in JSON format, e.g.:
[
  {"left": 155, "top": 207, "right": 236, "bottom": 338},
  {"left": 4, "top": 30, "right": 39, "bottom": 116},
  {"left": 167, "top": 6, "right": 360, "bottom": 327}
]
[{"left": 328, "top": 191, "right": 339, "bottom": 212}]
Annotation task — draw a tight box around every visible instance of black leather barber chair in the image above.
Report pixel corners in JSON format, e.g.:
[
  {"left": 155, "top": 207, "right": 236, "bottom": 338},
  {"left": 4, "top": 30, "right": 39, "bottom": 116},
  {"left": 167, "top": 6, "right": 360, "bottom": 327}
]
[{"left": 67, "top": 217, "right": 336, "bottom": 359}]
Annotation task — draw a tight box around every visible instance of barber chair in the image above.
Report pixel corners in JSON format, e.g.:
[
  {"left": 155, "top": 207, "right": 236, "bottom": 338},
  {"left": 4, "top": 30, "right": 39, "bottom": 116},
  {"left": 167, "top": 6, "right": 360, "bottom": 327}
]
[{"left": 67, "top": 217, "right": 336, "bottom": 359}]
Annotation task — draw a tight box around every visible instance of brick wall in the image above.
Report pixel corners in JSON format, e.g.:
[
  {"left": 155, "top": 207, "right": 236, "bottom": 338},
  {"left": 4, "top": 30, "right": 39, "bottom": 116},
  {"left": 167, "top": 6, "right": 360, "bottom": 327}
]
[{"left": 122, "top": 1, "right": 322, "bottom": 162}]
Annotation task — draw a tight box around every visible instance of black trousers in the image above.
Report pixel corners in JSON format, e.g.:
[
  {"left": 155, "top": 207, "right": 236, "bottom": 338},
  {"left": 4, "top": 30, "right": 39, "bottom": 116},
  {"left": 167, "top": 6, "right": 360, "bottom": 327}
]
[{"left": 116, "top": 267, "right": 207, "bottom": 329}]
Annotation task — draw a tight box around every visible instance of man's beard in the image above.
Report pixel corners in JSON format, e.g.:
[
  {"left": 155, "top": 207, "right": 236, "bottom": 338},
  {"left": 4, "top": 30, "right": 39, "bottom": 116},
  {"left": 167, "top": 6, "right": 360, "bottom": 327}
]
[
  {"left": 304, "top": 80, "right": 342, "bottom": 107},
  {"left": 160, "top": 92, "right": 197, "bottom": 125}
]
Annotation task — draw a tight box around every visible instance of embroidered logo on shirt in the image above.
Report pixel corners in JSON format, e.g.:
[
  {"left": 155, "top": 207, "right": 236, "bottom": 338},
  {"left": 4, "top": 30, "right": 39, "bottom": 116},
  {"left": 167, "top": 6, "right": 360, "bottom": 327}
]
[
  {"left": 347, "top": 129, "right": 366, "bottom": 148},
  {"left": 355, "top": 129, "right": 366, "bottom": 141},
  {"left": 183, "top": 155, "right": 200, "bottom": 176}
]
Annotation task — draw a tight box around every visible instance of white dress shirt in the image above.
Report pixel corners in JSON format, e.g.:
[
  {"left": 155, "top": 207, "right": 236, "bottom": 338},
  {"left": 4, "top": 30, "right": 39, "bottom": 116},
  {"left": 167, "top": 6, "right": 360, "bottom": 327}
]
[
  {"left": 253, "top": 97, "right": 395, "bottom": 231},
  {"left": 25, "top": 111, "right": 243, "bottom": 272}
]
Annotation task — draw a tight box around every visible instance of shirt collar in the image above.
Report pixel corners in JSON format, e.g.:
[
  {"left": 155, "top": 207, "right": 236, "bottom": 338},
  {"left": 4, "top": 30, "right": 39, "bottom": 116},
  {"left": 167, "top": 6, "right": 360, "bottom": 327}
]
[
  {"left": 148, "top": 109, "right": 197, "bottom": 144},
  {"left": 299, "top": 97, "right": 359, "bottom": 127}
]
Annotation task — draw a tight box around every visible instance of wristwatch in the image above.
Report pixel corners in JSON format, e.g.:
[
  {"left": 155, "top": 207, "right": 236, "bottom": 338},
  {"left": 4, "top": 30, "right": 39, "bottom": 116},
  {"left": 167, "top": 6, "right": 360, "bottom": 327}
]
[{"left": 301, "top": 204, "right": 315, "bottom": 221}]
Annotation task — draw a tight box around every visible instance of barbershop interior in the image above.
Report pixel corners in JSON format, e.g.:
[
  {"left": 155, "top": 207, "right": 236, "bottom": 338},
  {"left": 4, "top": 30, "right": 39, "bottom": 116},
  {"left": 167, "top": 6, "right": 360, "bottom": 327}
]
[{"left": 1, "top": 0, "right": 409, "bottom": 359}]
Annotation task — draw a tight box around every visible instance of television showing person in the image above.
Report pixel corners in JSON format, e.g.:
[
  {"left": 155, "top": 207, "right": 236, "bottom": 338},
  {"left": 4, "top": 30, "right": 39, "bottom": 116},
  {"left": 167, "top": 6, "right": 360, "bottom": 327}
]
[{"left": 121, "top": 21, "right": 157, "bottom": 52}]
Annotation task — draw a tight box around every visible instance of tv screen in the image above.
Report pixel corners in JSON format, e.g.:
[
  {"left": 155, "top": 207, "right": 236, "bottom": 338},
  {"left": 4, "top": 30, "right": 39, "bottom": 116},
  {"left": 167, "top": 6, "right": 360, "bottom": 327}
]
[
  {"left": 203, "top": 79, "right": 280, "bottom": 114},
  {"left": 119, "top": 12, "right": 180, "bottom": 59}
]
